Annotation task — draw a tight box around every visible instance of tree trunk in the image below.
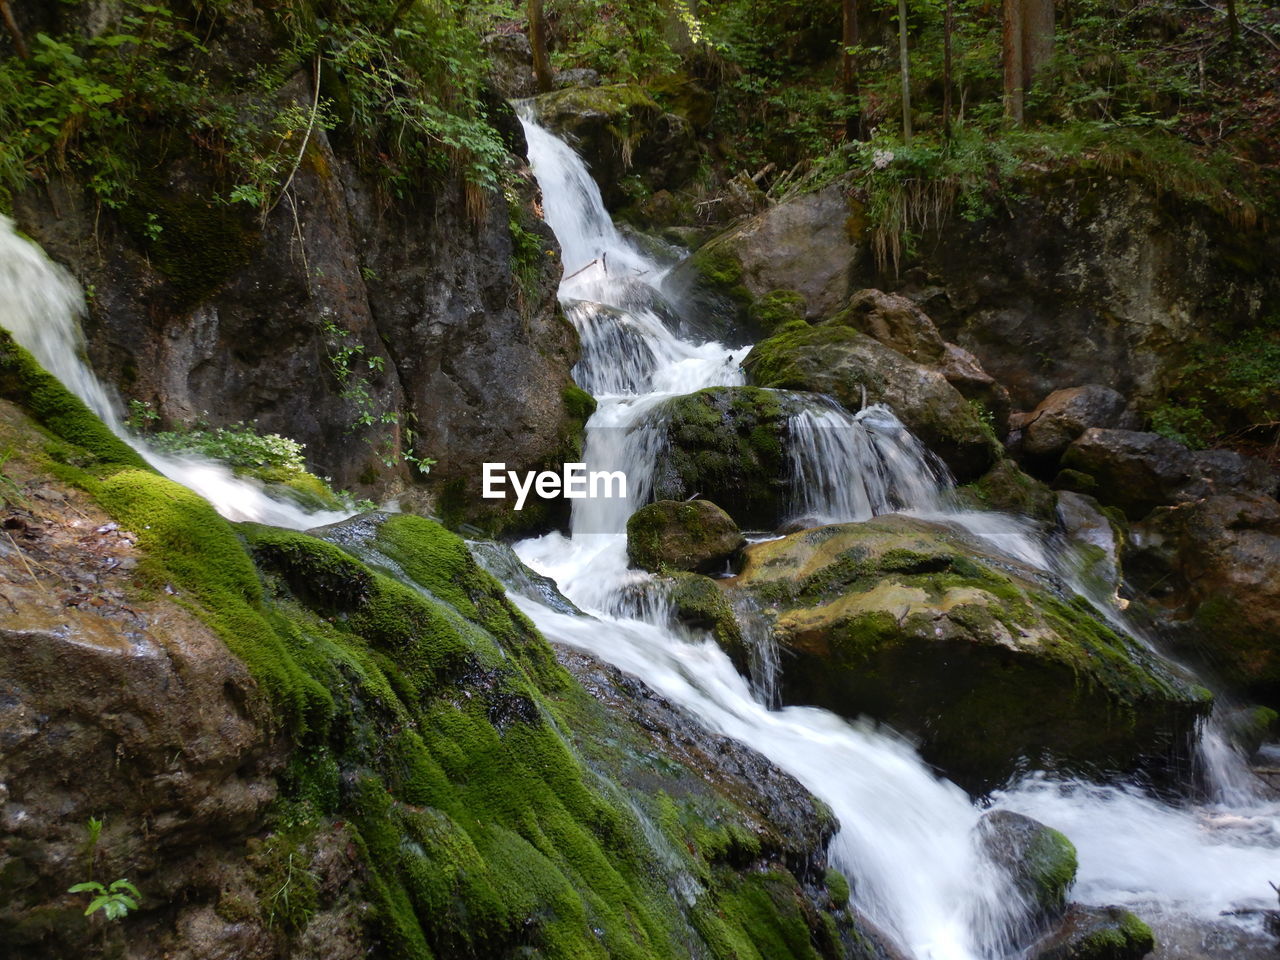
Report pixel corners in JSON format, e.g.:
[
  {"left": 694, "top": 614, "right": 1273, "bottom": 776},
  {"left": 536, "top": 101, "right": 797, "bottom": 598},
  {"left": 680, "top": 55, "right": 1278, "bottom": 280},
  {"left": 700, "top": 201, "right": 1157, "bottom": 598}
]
[
  {"left": 0, "top": 0, "right": 29, "bottom": 60},
  {"left": 943, "top": 0, "right": 954, "bottom": 138},
  {"left": 1225, "top": 0, "right": 1240, "bottom": 45},
  {"left": 1021, "top": 0, "right": 1055, "bottom": 82},
  {"left": 842, "top": 0, "right": 863, "bottom": 141},
  {"left": 898, "top": 0, "right": 912, "bottom": 144},
  {"left": 1002, "top": 0, "right": 1024, "bottom": 125},
  {"left": 529, "top": 0, "right": 553, "bottom": 94}
]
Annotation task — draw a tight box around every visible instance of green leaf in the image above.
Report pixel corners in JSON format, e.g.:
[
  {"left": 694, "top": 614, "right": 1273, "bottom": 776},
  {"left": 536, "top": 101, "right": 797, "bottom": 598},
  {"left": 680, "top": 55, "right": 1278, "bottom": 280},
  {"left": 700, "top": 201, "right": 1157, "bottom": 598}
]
[{"left": 68, "top": 881, "right": 106, "bottom": 895}]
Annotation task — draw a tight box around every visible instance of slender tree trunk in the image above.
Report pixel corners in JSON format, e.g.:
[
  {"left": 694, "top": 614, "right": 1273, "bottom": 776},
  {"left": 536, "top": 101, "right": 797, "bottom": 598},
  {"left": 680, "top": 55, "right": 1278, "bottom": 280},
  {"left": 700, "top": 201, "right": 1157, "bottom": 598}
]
[
  {"left": 529, "top": 0, "right": 553, "bottom": 94},
  {"left": 897, "top": 0, "right": 912, "bottom": 144},
  {"left": 943, "top": 0, "right": 954, "bottom": 138},
  {"left": 1225, "top": 0, "right": 1240, "bottom": 45},
  {"left": 842, "top": 0, "right": 863, "bottom": 141},
  {"left": 1002, "top": 0, "right": 1024, "bottom": 125},
  {"left": 0, "top": 0, "right": 29, "bottom": 60},
  {"left": 1022, "top": 0, "right": 1054, "bottom": 82}
]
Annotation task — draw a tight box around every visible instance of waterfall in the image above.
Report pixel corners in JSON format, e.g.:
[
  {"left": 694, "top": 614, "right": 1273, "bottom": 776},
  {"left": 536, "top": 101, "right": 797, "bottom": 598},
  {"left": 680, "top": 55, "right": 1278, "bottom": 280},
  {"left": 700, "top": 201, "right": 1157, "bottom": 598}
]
[
  {"left": 0, "top": 215, "right": 352, "bottom": 530},
  {"left": 511, "top": 112, "right": 1280, "bottom": 959}
]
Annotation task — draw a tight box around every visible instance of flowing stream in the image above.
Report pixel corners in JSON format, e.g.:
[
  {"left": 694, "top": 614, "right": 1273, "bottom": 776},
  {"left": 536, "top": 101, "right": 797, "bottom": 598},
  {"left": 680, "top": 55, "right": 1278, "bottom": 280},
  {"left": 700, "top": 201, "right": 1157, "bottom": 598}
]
[
  {"left": 2, "top": 118, "right": 1278, "bottom": 958},
  {"left": 0, "top": 215, "right": 352, "bottom": 530},
  {"left": 512, "top": 115, "right": 1280, "bottom": 958}
]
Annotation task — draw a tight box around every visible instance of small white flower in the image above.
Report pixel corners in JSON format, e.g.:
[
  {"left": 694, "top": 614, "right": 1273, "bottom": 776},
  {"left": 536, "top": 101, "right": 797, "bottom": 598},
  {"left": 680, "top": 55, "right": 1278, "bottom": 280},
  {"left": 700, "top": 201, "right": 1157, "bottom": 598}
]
[{"left": 872, "top": 149, "right": 895, "bottom": 170}]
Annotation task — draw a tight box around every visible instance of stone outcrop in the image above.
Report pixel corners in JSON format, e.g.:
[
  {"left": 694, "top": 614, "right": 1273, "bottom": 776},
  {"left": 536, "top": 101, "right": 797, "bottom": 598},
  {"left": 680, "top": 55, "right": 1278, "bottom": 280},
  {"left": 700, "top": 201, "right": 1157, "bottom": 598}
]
[
  {"left": 745, "top": 324, "right": 999, "bottom": 481},
  {"left": 726, "top": 515, "right": 1211, "bottom": 791}
]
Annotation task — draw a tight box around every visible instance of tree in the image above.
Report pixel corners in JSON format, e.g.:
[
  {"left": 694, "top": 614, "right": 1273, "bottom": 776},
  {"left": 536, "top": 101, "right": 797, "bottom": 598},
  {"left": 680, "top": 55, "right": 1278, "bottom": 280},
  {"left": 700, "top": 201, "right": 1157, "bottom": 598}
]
[
  {"left": 1003, "top": 0, "right": 1054, "bottom": 124},
  {"left": 842, "top": 0, "right": 863, "bottom": 141},
  {"left": 898, "top": 0, "right": 912, "bottom": 143},
  {"left": 1225, "top": 0, "right": 1240, "bottom": 46},
  {"left": 529, "top": 0, "right": 553, "bottom": 94},
  {"left": 0, "top": 0, "right": 29, "bottom": 60},
  {"left": 943, "top": 0, "right": 954, "bottom": 137}
]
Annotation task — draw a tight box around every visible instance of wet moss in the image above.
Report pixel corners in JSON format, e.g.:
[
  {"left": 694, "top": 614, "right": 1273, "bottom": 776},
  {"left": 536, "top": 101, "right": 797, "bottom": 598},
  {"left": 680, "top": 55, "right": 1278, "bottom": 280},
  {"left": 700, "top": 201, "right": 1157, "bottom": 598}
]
[
  {"left": 654, "top": 387, "right": 794, "bottom": 529},
  {"left": 0, "top": 331, "right": 145, "bottom": 469},
  {"left": 1025, "top": 826, "right": 1078, "bottom": 915}
]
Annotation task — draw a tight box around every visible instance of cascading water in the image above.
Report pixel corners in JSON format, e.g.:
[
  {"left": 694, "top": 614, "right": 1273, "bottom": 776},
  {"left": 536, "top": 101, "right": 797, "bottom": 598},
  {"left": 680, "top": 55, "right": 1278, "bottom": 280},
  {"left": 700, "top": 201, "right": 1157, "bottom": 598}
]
[
  {"left": 0, "top": 215, "right": 352, "bottom": 530},
  {"left": 511, "top": 112, "right": 1280, "bottom": 959}
]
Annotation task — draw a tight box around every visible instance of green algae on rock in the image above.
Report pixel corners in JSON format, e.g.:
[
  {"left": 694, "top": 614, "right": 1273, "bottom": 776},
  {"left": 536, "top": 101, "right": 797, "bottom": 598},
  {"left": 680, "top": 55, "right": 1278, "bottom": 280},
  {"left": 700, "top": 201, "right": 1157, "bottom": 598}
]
[{"left": 627, "top": 499, "right": 745, "bottom": 574}]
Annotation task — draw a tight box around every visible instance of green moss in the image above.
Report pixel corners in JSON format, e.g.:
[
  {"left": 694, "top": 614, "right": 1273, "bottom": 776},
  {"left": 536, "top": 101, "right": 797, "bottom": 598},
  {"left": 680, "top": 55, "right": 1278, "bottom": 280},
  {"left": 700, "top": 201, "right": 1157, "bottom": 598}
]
[
  {"left": 957, "top": 459, "right": 1057, "bottom": 522},
  {"left": 654, "top": 387, "right": 795, "bottom": 528},
  {"left": 687, "top": 241, "right": 752, "bottom": 310},
  {"left": 823, "top": 868, "right": 850, "bottom": 910},
  {"left": 667, "top": 572, "right": 745, "bottom": 656},
  {"left": 1025, "top": 826, "right": 1078, "bottom": 915},
  {"left": 749, "top": 289, "right": 808, "bottom": 335},
  {"left": 0, "top": 332, "right": 145, "bottom": 469},
  {"left": 563, "top": 381, "right": 598, "bottom": 424}
]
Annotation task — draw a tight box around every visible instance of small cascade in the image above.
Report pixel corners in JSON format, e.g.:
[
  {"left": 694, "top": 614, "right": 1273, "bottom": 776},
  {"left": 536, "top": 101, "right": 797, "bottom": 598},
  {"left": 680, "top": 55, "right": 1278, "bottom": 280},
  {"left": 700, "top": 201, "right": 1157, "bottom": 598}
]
[
  {"left": 787, "top": 400, "right": 946, "bottom": 525},
  {"left": 0, "top": 216, "right": 352, "bottom": 530}
]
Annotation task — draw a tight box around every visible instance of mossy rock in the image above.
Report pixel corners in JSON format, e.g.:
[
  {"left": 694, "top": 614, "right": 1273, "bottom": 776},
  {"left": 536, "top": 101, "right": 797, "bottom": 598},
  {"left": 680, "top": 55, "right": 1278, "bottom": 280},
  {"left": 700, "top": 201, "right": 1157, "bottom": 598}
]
[
  {"left": 745, "top": 324, "right": 999, "bottom": 481},
  {"left": 728, "top": 515, "right": 1211, "bottom": 792},
  {"left": 652, "top": 386, "right": 798, "bottom": 530},
  {"left": 627, "top": 499, "right": 745, "bottom": 574},
  {"left": 977, "top": 810, "right": 1077, "bottom": 922},
  {"left": 956, "top": 458, "right": 1058, "bottom": 522},
  {"left": 749, "top": 290, "right": 809, "bottom": 337},
  {"left": 3, "top": 346, "right": 863, "bottom": 960},
  {"left": 666, "top": 571, "right": 746, "bottom": 661},
  {"left": 1032, "top": 905, "right": 1156, "bottom": 960}
]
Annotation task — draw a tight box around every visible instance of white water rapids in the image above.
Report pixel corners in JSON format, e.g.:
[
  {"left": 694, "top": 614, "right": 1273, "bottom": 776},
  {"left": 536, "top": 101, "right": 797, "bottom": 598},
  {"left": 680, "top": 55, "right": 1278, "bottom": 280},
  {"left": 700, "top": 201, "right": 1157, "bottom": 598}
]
[
  {"left": 1, "top": 115, "right": 1277, "bottom": 957},
  {"left": 0, "top": 215, "right": 352, "bottom": 530},
  {"left": 512, "top": 115, "right": 1280, "bottom": 958}
]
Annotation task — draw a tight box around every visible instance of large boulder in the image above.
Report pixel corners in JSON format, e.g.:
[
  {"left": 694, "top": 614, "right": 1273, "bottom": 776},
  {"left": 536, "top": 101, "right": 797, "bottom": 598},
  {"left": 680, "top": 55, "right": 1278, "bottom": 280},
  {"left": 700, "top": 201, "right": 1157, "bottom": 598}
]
[
  {"left": 957, "top": 458, "right": 1058, "bottom": 523},
  {"left": 651, "top": 386, "right": 797, "bottom": 529},
  {"left": 1058, "top": 429, "right": 1276, "bottom": 519},
  {"left": 837, "top": 290, "right": 1011, "bottom": 436},
  {"left": 627, "top": 499, "right": 745, "bottom": 573},
  {"left": 727, "top": 515, "right": 1211, "bottom": 792},
  {"left": 1128, "top": 493, "right": 1280, "bottom": 704},
  {"left": 745, "top": 324, "right": 1000, "bottom": 480},
  {"left": 1021, "top": 386, "right": 1134, "bottom": 463},
  {"left": 976, "top": 811, "right": 1077, "bottom": 923},
  {"left": 667, "top": 182, "right": 859, "bottom": 323}
]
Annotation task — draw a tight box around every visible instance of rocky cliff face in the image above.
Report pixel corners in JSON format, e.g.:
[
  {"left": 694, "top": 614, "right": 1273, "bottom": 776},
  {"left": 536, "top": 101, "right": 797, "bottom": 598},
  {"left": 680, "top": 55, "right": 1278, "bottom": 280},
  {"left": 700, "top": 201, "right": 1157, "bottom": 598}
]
[{"left": 10, "top": 1, "right": 582, "bottom": 532}]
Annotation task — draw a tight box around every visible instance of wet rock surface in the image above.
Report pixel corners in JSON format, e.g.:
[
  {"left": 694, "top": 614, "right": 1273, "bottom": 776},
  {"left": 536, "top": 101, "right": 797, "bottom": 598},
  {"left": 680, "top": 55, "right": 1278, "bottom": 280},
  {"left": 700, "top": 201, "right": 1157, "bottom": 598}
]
[
  {"left": 977, "top": 810, "right": 1078, "bottom": 924},
  {"left": 745, "top": 323, "right": 999, "bottom": 480},
  {"left": 1030, "top": 904, "right": 1156, "bottom": 960},
  {"left": 626, "top": 498, "right": 746, "bottom": 573},
  {"left": 728, "top": 515, "right": 1211, "bottom": 792},
  {"left": 1021, "top": 385, "right": 1136, "bottom": 464}
]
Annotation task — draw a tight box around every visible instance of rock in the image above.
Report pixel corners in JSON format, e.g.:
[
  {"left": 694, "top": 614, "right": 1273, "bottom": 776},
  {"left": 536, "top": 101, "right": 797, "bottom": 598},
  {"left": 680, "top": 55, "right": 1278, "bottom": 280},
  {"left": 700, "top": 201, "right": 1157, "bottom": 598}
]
[
  {"left": 651, "top": 386, "right": 797, "bottom": 529},
  {"left": 626, "top": 499, "right": 746, "bottom": 573},
  {"left": 748, "top": 289, "right": 809, "bottom": 336},
  {"left": 1059, "top": 429, "right": 1276, "bottom": 519},
  {"left": 838, "top": 288, "right": 948, "bottom": 362},
  {"left": 16, "top": 70, "right": 579, "bottom": 526},
  {"left": 1031, "top": 905, "right": 1156, "bottom": 960},
  {"left": 727, "top": 515, "right": 1211, "bottom": 792},
  {"left": 897, "top": 178, "right": 1280, "bottom": 412},
  {"left": 1128, "top": 494, "right": 1280, "bottom": 704},
  {"left": 664, "top": 572, "right": 747, "bottom": 664},
  {"left": 1055, "top": 490, "right": 1124, "bottom": 594},
  {"left": 939, "top": 342, "right": 1013, "bottom": 439},
  {"left": 1023, "top": 386, "right": 1133, "bottom": 463},
  {"left": 745, "top": 324, "right": 1000, "bottom": 481},
  {"left": 958, "top": 458, "right": 1058, "bottom": 522},
  {"left": 976, "top": 811, "right": 1077, "bottom": 922},
  {"left": 667, "top": 182, "right": 859, "bottom": 324},
  {"left": 554, "top": 67, "right": 601, "bottom": 89},
  {"left": 533, "top": 84, "right": 698, "bottom": 211},
  {"left": 482, "top": 32, "right": 536, "bottom": 98}
]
